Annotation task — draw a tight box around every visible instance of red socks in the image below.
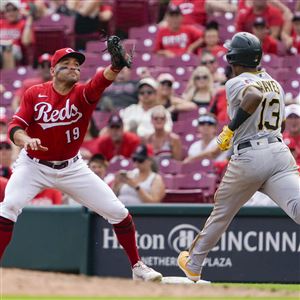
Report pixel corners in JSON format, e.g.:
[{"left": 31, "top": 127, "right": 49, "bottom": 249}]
[
  {"left": 113, "top": 214, "right": 140, "bottom": 267},
  {"left": 0, "top": 216, "right": 14, "bottom": 261}
]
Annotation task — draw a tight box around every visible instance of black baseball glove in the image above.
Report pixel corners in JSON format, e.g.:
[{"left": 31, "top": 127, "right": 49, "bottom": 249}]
[{"left": 107, "top": 35, "right": 132, "bottom": 70}]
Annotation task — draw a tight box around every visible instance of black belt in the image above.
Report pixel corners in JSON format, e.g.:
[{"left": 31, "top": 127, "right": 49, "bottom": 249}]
[
  {"left": 27, "top": 154, "right": 79, "bottom": 169},
  {"left": 237, "top": 137, "right": 282, "bottom": 151}
]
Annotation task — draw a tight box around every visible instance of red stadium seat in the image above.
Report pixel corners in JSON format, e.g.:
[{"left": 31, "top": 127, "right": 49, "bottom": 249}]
[
  {"left": 114, "top": 0, "right": 159, "bottom": 36},
  {"left": 33, "top": 14, "right": 75, "bottom": 58},
  {"left": 158, "top": 158, "right": 182, "bottom": 175},
  {"left": 162, "top": 188, "right": 204, "bottom": 203},
  {"left": 106, "top": 157, "right": 134, "bottom": 174}
]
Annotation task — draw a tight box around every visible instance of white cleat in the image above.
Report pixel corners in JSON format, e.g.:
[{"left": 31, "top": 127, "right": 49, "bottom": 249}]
[{"left": 132, "top": 261, "right": 163, "bottom": 282}]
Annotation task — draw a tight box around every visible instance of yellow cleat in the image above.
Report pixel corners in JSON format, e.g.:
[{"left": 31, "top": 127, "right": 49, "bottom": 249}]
[{"left": 177, "top": 251, "right": 201, "bottom": 282}]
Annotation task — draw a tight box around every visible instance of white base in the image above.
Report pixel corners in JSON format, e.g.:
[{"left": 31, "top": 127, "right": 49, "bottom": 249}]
[{"left": 161, "top": 276, "right": 211, "bottom": 284}]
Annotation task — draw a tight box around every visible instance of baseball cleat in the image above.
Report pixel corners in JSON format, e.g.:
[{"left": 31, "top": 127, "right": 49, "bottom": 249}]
[
  {"left": 132, "top": 261, "right": 162, "bottom": 282},
  {"left": 177, "top": 251, "right": 201, "bottom": 282}
]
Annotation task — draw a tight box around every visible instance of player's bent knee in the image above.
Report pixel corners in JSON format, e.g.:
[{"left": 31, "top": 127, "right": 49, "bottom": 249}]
[
  {"left": 0, "top": 203, "right": 20, "bottom": 223},
  {"left": 100, "top": 199, "right": 129, "bottom": 224}
]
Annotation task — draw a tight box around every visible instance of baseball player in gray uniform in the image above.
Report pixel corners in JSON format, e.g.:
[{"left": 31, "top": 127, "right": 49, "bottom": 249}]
[{"left": 178, "top": 32, "right": 300, "bottom": 282}]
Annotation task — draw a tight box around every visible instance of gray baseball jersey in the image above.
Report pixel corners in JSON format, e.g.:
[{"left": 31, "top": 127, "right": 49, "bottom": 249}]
[
  {"left": 185, "top": 71, "right": 300, "bottom": 277},
  {"left": 225, "top": 71, "right": 285, "bottom": 145}
]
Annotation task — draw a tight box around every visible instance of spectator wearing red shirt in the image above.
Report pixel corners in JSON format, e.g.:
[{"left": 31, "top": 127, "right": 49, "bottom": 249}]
[
  {"left": 197, "top": 21, "right": 227, "bottom": 58},
  {"left": 170, "top": 0, "right": 207, "bottom": 26},
  {"left": 209, "top": 66, "right": 233, "bottom": 123},
  {"left": 0, "top": 141, "right": 13, "bottom": 179},
  {"left": 12, "top": 53, "right": 52, "bottom": 111},
  {"left": 30, "top": 189, "right": 63, "bottom": 206},
  {"left": 290, "top": 13, "right": 300, "bottom": 54},
  {"left": 0, "top": 0, "right": 34, "bottom": 69},
  {"left": 80, "top": 118, "right": 100, "bottom": 160},
  {"left": 0, "top": 176, "right": 8, "bottom": 202},
  {"left": 235, "top": 0, "right": 284, "bottom": 39},
  {"left": 283, "top": 104, "right": 300, "bottom": 162},
  {"left": 154, "top": 4, "right": 203, "bottom": 58},
  {"left": 281, "top": 12, "right": 300, "bottom": 54},
  {"left": 252, "top": 17, "right": 278, "bottom": 55},
  {"left": 96, "top": 114, "right": 141, "bottom": 161}
]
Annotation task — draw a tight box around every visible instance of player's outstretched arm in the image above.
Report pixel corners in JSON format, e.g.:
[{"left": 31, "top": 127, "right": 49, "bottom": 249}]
[
  {"left": 10, "top": 127, "right": 48, "bottom": 151},
  {"left": 217, "top": 86, "right": 263, "bottom": 151}
]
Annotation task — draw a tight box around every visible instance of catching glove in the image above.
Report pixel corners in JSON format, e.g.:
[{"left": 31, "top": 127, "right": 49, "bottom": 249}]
[
  {"left": 107, "top": 35, "right": 132, "bottom": 71},
  {"left": 217, "top": 126, "right": 234, "bottom": 151}
]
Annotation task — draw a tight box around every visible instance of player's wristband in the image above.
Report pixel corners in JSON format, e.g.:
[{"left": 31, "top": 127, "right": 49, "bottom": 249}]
[
  {"left": 228, "top": 107, "right": 251, "bottom": 131},
  {"left": 109, "top": 65, "right": 122, "bottom": 73},
  {"left": 9, "top": 126, "right": 23, "bottom": 145}
]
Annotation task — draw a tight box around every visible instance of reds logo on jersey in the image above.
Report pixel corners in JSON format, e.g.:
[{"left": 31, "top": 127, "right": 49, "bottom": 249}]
[{"left": 34, "top": 99, "right": 83, "bottom": 129}]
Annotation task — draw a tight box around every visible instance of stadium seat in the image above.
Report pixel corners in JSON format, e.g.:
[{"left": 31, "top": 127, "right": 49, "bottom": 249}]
[
  {"left": 86, "top": 40, "right": 108, "bottom": 54},
  {"left": 181, "top": 159, "right": 215, "bottom": 174},
  {"left": 114, "top": 0, "right": 159, "bottom": 36},
  {"left": 33, "top": 14, "right": 75, "bottom": 58},
  {"left": 158, "top": 158, "right": 182, "bottom": 175},
  {"left": 162, "top": 188, "right": 204, "bottom": 203},
  {"left": 106, "top": 157, "right": 135, "bottom": 174}
]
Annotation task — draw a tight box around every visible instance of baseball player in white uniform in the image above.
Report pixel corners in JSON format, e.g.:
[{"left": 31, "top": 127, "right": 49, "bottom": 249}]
[
  {"left": 0, "top": 37, "right": 162, "bottom": 281},
  {"left": 177, "top": 32, "right": 300, "bottom": 281}
]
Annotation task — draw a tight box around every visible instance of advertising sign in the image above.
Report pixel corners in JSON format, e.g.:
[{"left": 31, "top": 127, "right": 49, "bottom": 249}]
[{"left": 90, "top": 212, "right": 300, "bottom": 283}]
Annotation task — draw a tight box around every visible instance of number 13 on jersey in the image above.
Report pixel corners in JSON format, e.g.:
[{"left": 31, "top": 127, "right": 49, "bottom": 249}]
[{"left": 258, "top": 96, "right": 281, "bottom": 131}]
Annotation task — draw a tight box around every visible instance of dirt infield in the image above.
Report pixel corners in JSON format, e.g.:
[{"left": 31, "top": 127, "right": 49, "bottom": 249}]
[{"left": 1, "top": 268, "right": 298, "bottom": 298}]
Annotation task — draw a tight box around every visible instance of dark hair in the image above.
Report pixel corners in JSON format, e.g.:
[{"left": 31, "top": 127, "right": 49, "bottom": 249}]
[
  {"left": 88, "top": 153, "right": 108, "bottom": 167},
  {"left": 206, "top": 21, "right": 219, "bottom": 30}
]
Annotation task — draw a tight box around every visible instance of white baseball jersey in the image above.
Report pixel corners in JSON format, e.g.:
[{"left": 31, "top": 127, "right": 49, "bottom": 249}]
[{"left": 225, "top": 71, "right": 285, "bottom": 145}]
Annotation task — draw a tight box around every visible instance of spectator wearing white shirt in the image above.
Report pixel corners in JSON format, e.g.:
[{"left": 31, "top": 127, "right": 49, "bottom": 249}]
[
  {"left": 120, "top": 78, "right": 173, "bottom": 137},
  {"left": 184, "top": 113, "right": 229, "bottom": 163}
]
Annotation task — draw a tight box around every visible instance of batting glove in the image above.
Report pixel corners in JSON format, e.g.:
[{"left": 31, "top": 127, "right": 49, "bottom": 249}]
[{"left": 217, "top": 126, "right": 234, "bottom": 151}]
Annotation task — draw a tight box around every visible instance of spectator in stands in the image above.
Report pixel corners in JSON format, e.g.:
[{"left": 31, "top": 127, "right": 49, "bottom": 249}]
[
  {"left": 0, "top": 176, "right": 8, "bottom": 202},
  {"left": 169, "top": 0, "right": 207, "bottom": 26},
  {"left": 98, "top": 67, "right": 138, "bottom": 111},
  {"left": 156, "top": 73, "right": 197, "bottom": 121},
  {"left": 66, "top": 0, "right": 113, "bottom": 50},
  {"left": 46, "top": 0, "right": 73, "bottom": 16},
  {"left": 112, "top": 144, "right": 165, "bottom": 205},
  {"left": 283, "top": 104, "right": 300, "bottom": 162},
  {"left": 183, "top": 113, "right": 229, "bottom": 163},
  {"left": 146, "top": 105, "right": 182, "bottom": 161},
  {"left": 168, "top": 0, "right": 236, "bottom": 26},
  {"left": 29, "top": 189, "right": 63, "bottom": 206},
  {"left": 0, "top": 0, "right": 34, "bottom": 69},
  {"left": 0, "top": 140, "right": 13, "bottom": 179},
  {"left": 200, "top": 52, "right": 226, "bottom": 86},
  {"left": 281, "top": 12, "right": 300, "bottom": 55},
  {"left": 182, "top": 66, "right": 214, "bottom": 108},
  {"left": 235, "top": 0, "right": 284, "bottom": 39},
  {"left": 209, "top": 65, "right": 232, "bottom": 123},
  {"left": 80, "top": 118, "right": 100, "bottom": 161},
  {"left": 252, "top": 17, "right": 278, "bottom": 55},
  {"left": 285, "top": 138, "right": 300, "bottom": 167},
  {"left": 12, "top": 53, "right": 52, "bottom": 111},
  {"left": 154, "top": 4, "right": 203, "bottom": 58},
  {"left": 95, "top": 114, "right": 141, "bottom": 161},
  {"left": 197, "top": 21, "right": 226, "bottom": 58},
  {"left": 0, "top": 114, "right": 9, "bottom": 141},
  {"left": 120, "top": 77, "right": 173, "bottom": 137},
  {"left": 88, "top": 153, "right": 108, "bottom": 179}
]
